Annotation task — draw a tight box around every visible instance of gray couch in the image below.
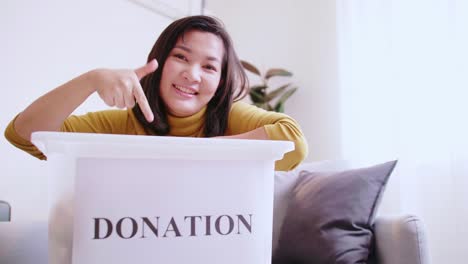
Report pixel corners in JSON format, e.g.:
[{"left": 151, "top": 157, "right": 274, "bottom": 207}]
[
  {"left": 0, "top": 162, "right": 429, "bottom": 264},
  {"left": 374, "top": 215, "right": 430, "bottom": 264}
]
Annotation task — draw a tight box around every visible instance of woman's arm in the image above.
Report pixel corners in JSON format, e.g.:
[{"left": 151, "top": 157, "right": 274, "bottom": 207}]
[
  {"left": 219, "top": 127, "right": 268, "bottom": 140},
  {"left": 14, "top": 60, "right": 157, "bottom": 141},
  {"left": 225, "top": 102, "right": 308, "bottom": 171}
]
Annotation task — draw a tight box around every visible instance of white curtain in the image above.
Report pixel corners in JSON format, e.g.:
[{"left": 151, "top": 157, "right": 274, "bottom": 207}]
[{"left": 337, "top": 0, "right": 468, "bottom": 262}]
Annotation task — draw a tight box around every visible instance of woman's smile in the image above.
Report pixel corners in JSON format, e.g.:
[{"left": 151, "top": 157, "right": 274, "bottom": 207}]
[{"left": 172, "top": 84, "right": 199, "bottom": 98}]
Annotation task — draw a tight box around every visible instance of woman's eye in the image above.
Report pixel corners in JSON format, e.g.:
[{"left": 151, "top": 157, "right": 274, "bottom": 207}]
[
  {"left": 174, "top": 54, "right": 187, "bottom": 61},
  {"left": 204, "top": 65, "right": 217, "bottom": 72}
]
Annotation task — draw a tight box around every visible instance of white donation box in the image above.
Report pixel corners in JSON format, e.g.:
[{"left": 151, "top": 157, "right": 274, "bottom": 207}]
[{"left": 31, "top": 132, "right": 294, "bottom": 264}]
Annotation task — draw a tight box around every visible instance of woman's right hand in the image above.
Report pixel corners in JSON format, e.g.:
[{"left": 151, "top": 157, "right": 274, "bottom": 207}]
[
  {"left": 13, "top": 59, "right": 158, "bottom": 141},
  {"left": 92, "top": 59, "right": 158, "bottom": 122}
]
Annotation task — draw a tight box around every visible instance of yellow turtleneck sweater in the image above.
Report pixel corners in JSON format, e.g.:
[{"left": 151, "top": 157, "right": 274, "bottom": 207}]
[{"left": 4, "top": 102, "right": 308, "bottom": 171}]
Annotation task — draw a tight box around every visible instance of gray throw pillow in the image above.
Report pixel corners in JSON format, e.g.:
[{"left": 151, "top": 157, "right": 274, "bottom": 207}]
[{"left": 272, "top": 160, "right": 397, "bottom": 264}]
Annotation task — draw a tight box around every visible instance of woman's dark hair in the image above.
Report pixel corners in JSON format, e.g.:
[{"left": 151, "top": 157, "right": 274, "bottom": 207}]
[{"left": 132, "top": 15, "right": 248, "bottom": 137}]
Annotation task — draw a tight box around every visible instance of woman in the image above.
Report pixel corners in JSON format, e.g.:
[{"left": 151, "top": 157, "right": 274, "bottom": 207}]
[{"left": 4, "top": 15, "right": 307, "bottom": 171}]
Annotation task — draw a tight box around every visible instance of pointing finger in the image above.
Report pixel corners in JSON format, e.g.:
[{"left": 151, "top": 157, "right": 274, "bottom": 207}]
[
  {"left": 134, "top": 59, "right": 158, "bottom": 80},
  {"left": 133, "top": 82, "right": 154, "bottom": 122}
]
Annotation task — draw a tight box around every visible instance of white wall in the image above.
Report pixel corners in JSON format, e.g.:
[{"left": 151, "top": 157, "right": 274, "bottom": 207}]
[
  {"left": 1, "top": 0, "right": 339, "bottom": 219},
  {"left": 206, "top": 0, "right": 341, "bottom": 162},
  {"left": 206, "top": 0, "right": 404, "bottom": 237},
  {"left": 0, "top": 0, "right": 170, "bottom": 221}
]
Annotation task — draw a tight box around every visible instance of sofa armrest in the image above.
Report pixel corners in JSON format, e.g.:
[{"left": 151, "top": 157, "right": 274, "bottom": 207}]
[
  {"left": 374, "top": 215, "right": 430, "bottom": 264},
  {"left": 0, "top": 221, "right": 48, "bottom": 264}
]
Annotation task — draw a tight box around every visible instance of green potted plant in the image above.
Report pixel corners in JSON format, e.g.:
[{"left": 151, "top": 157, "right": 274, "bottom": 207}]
[{"left": 240, "top": 60, "right": 298, "bottom": 113}]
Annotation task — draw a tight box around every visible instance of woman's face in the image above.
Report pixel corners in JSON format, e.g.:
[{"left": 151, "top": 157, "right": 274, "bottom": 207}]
[{"left": 159, "top": 30, "right": 224, "bottom": 117}]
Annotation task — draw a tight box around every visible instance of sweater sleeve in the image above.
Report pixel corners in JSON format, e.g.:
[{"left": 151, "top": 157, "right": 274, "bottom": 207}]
[
  {"left": 4, "top": 110, "right": 130, "bottom": 160},
  {"left": 227, "top": 101, "right": 308, "bottom": 171},
  {"left": 4, "top": 115, "right": 47, "bottom": 160},
  {"left": 60, "top": 110, "right": 129, "bottom": 134}
]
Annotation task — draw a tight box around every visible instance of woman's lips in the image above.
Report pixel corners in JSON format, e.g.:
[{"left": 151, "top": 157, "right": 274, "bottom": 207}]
[{"left": 173, "top": 84, "right": 198, "bottom": 98}]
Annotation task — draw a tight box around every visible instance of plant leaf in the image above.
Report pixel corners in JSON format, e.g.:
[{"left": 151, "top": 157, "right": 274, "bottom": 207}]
[
  {"left": 251, "top": 85, "right": 267, "bottom": 96},
  {"left": 249, "top": 89, "right": 265, "bottom": 103},
  {"left": 265, "top": 68, "right": 292, "bottom": 79},
  {"left": 253, "top": 102, "right": 270, "bottom": 111},
  {"left": 240, "top": 60, "right": 261, "bottom": 76},
  {"left": 275, "top": 87, "right": 298, "bottom": 109},
  {"left": 265, "top": 83, "right": 292, "bottom": 101},
  {"left": 253, "top": 102, "right": 263, "bottom": 108},
  {"left": 274, "top": 102, "right": 285, "bottom": 113},
  {"left": 266, "top": 103, "right": 274, "bottom": 111}
]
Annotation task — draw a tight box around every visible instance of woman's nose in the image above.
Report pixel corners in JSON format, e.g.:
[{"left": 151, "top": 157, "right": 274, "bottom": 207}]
[{"left": 182, "top": 65, "right": 201, "bottom": 83}]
